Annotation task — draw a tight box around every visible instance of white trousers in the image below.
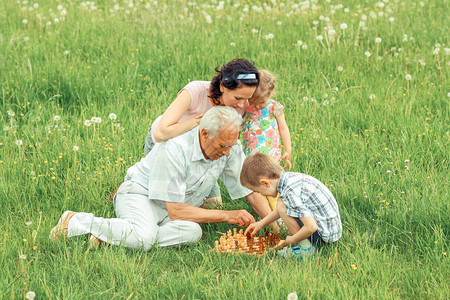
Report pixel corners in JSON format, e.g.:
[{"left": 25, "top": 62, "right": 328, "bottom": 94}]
[{"left": 67, "top": 181, "right": 202, "bottom": 250}]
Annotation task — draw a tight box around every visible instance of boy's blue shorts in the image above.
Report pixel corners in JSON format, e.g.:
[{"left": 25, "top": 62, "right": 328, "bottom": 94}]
[{"left": 295, "top": 218, "right": 325, "bottom": 246}]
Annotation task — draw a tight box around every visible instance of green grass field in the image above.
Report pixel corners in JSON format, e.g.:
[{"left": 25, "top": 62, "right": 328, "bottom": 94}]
[{"left": 1, "top": 0, "right": 448, "bottom": 298}]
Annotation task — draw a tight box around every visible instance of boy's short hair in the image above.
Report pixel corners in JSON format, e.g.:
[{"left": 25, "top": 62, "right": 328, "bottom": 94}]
[{"left": 240, "top": 151, "right": 283, "bottom": 188}]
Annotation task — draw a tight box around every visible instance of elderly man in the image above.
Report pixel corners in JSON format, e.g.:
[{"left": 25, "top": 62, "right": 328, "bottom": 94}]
[{"left": 50, "top": 106, "right": 267, "bottom": 250}]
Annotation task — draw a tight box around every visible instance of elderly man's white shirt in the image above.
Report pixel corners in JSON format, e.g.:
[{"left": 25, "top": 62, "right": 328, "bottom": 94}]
[{"left": 125, "top": 127, "right": 251, "bottom": 207}]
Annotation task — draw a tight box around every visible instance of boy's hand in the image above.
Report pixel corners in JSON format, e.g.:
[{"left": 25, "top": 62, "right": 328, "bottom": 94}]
[
  {"left": 244, "top": 221, "right": 263, "bottom": 237},
  {"left": 281, "top": 152, "right": 292, "bottom": 171}
]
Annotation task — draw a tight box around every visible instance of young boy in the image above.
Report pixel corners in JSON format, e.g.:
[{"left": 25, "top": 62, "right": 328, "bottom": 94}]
[{"left": 241, "top": 151, "right": 342, "bottom": 259}]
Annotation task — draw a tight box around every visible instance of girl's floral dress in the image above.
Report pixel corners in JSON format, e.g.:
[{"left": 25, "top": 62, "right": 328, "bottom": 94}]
[{"left": 243, "top": 99, "right": 283, "bottom": 161}]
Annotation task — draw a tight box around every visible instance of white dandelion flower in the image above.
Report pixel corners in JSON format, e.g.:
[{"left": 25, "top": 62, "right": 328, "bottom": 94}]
[
  {"left": 25, "top": 221, "right": 32, "bottom": 226},
  {"left": 264, "top": 33, "right": 274, "bottom": 39},
  {"left": 369, "top": 94, "right": 376, "bottom": 100},
  {"left": 287, "top": 292, "right": 298, "bottom": 300},
  {"left": 20, "top": 254, "right": 27, "bottom": 260},
  {"left": 73, "top": 146, "right": 79, "bottom": 152},
  {"left": 15, "top": 139, "right": 23, "bottom": 146},
  {"left": 23, "top": 19, "right": 28, "bottom": 24},
  {"left": 328, "top": 29, "right": 336, "bottom": 36},
  {"left": 24, "top": 37, "right": 29, "bottom": 42},
  {"left": 53, "top": 115, "right": 61, "bottom": 121},
  {"left": 296, "top": 40, "right": 303, "bottom": 46},
  {"left": 316, "top": 35, "right": 323, "bottom": 41},
  {"left": 64, "top": 50, "right": 70, "bottom": 55},
  {"left": 340, "top": 23, "right": 347, "bottom": 30},
  {"left": 375, "top": 37, "right": 382, "bottom": 44},
  {"left": 389, "top": 17, "right": 395, "bottom": 22},
  {"left": 405, "top": 74, "right": 412, "bottom": 81},
  {"left": 337, "top": 66, "right": 343, "bottom": 72},
  {"left": 251, "top": 28, "right": 258, "bottom": 34},
  {"left": 386, "top": 170, "right": 392, "bottom": 174},
  {"left": 302, "top": 44, "right": 308, "bottom": 50},
  {"left": 365, "top": 51, "right": 371, "bottom": 57},
  {"left": 447, "top": 92, "right": 450, "bottom": 98},
  {"left": 25, "top": 291, "right": 36, "bottom": 300},
  {"left": 108, "top": 113, "right": 117, "bottom": 120},
  {"left": 7, "top": 110, "right": 15, "bottom": 117},
  {"left": 230, "top": 42, "right": 236, "bottom": 47},
  {"left": 3, "top": 126, "right": 10, "bottom": 131},
  {"left": 83, "top": 120, "right": 92, "bottom": 127}
]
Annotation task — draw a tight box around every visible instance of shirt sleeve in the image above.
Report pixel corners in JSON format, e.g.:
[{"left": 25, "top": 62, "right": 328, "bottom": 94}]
[
  {"left": 271, "top": 100, "right": 284, "bottom": 115},
  {"left": 146, "top": 144, "right": 187, "bottom": 203},
  {"left": 281, "top": 188, "right": 313, "bottom": 218},
  {"left": 220, "top": 142, "right": 252, "bottom": 199},
  {"left": 180, "top": 81, "right": 202, "bottom": 112}
]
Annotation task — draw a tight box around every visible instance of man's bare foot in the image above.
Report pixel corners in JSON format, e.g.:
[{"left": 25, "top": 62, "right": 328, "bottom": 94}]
[
  {"left": 88, "top": 234, "right": 102, "bottom": 250},
  {"left": 49, "top": 211, "right": 77, "bottom": 240}
]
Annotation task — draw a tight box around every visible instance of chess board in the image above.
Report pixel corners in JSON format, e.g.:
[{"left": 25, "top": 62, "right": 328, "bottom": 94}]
[{"left": 215, "top": 228, "right": 286, "bottom": 256}]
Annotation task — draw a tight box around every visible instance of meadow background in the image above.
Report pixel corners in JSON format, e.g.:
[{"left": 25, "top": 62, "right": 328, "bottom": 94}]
[{"left": 1, "top": 0, "right": 448, "bottom": 298}]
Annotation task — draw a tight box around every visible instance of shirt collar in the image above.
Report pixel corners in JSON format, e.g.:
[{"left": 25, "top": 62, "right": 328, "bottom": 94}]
[
  {"left": 192, "top": 127, "right": 208, "bottom": 162},
  {"left": 277, "top": 172, "right": 288, "bottom": 197}
]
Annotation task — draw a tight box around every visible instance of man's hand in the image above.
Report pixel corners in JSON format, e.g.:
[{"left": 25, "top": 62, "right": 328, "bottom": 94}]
[{"left": 226, "top": 210, "right": 255, "bottom": 227}]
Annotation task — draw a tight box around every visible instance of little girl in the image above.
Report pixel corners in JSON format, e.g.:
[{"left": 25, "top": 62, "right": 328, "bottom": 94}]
[{"left": 243, "top": 70, "right": 292, "bottom": 211}]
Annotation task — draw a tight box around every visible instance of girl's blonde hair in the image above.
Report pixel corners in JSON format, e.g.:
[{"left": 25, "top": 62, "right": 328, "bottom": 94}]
[
  {"left": 250, "top": 70, "right": 275, "bottom": 101},
  {"left": 240, "top": 151, "right": 283, "bottom": 188}
]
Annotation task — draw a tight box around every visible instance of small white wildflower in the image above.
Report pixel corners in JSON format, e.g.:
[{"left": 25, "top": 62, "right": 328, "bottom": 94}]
[
  {"left": 265, "top": 33, "right": 274, "bottom": 39},
  {"left": 7, "top": 110, "right": 15, "bottom": 117},
  {"left": 312, "top": 20, "right": 319, "bottom": 25},
  {"left": 328, "top": 29, "right": 336, "bottom": 36},
  {"left": 302, "top": 44, "right": 308, "bottom": 50},
  {"left": 15, "top": 139, "right": 23, "bottom": 146},
  {"left": 332, "top": 87, "right": 339, "bottom": 93},
  {"left": 377, "top": 162, "right": 381, "bottom": 165},
  {"left": 83, "top": 120, "right": 92, "bottom": 127},
  {"left": 24, "top": 37, "right": 29, "bottom": 42},
  {"left": 33, "top": 3, "right": 39, "bottom": 8},
  {"left": 251, "top": 28, "right": 258, "bottom": 34},
  {"left": 323, "top": 100, "right": 329, "bottom": 106},
  {"left": 386, "top": 170, "right": 392, "bottom": 174},
  {"left": 287, "top": 292, "right": 298, "bottom": 300},
  {"left": 389, "top": 17, "right": 395, "bottom": 22},
  {"left": 365, "top": 51, "right": 371, "bottom": 57},
  {"left": 73, "top": 146, "right": 79, "bottom": 152},
  {"left": 405, "top": 165, "right": 410, "bottom": 171},
  {"left": 404, "top": 159, "right": 410, "bottom": 163},
  {"left": 316, "top": 35, "right": 323, "bottom": 41},
  {"left": 375, "top": 37, "right": 382, "bottom": 44},
  {"left": 108, "top": 113, "right": 117, "bottom": 121},
  {"left": 25, "top": 291, "right": 36, "bottom": 300},
  {"left": 54, "top": 18, "right": 60, "bottom": 23},
  {"left": 433, "top": 48, "right": 440, "bottom": 55},
  {"left": 53, "top": 115, "right": 61, "bottom": 121},
  {"left": 230, "top": 42, "right": 236, "bottom": 47},
  {"left": 337, "top": 66, "right": 343, "bottom": 72},
  {"left": 64, "top": 50, "right": 70, "bottom": 55},
  {"left": 25, "top": 221, "right": 32, "bottom": 226},
  {"left": 447, "top": 92, "right": 450, "bottom": 98},
  {"left": 3, "top": 126, "right": 10, "bottom": 131},
  {"left": 277, "top": 21, "right": 282, "bottom": 25},
  {"left": 20, "top": 254, "right": 27, "bottom": 260},
  {"left": 340, "top": 23, "right": 347, "bottom": 30},
  {"left": 57, "top": 5, "right": 63, "bottom": 11},
  {"left": 302, "top": 96, "right": 308, "bottom": 101},
  {"left": 418, "top": 59, "right": 426, "bottom": 66},
  {"left": 405, "top": 74, "right": 412, "bottom": 81},
  {"left": 61, "top": 9, "right": 67, "bottom": 16},
  {"left": 296, "top": 40, "right": 303, "bottom": 46},
  {"left": 23, "top": 19, "right": 28, "bottom": 24},
  {"left": 369, "top": 94, "right": 376, "bottom": 100}
]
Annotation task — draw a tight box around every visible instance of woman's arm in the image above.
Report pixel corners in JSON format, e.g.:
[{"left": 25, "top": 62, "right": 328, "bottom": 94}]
[
  {"left": 275, "top": 109, "right": 292, "bottom": 170},
  {"left": 153, "top": 90, "right": 203, "bottom": 143}
]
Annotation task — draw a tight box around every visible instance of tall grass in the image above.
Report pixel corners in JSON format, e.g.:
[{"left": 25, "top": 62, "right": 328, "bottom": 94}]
[{"left": 1, "top": 0, "right": 448, "bottom": 298}]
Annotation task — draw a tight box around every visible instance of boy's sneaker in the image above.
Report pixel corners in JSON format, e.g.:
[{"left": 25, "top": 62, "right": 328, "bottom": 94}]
[{"left": 277, "top": 244, "right": 316, "bottom": 260}]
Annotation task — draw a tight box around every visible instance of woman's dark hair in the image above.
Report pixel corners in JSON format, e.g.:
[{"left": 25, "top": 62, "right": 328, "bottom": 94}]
[{"left": 209, "top": 58, "right": 260, "bottom": 105}]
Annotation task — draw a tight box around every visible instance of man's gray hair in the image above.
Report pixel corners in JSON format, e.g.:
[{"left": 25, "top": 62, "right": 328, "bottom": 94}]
[{"left": 199, "top": 106, "right": 243, "bottom": 139}]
